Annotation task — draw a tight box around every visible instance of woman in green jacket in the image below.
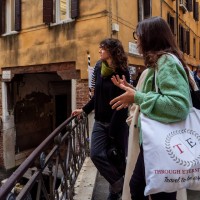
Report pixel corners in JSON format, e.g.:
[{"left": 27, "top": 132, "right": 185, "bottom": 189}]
[{"left": 110, "top": 16, "right": 191, "bottom": 200}]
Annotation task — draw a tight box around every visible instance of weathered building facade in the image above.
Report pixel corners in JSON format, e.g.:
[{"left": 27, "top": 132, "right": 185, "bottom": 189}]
[{"left": 0, "top": 0, "right": 199, "bottom": 169}]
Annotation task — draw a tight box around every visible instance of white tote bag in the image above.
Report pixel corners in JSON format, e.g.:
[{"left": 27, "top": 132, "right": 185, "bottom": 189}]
[
  {"left": 141, "top": 108, "right": 200, "bottom": 196},
  {"left": 141, "top": 68, "right": 200, "bottom": 196}
]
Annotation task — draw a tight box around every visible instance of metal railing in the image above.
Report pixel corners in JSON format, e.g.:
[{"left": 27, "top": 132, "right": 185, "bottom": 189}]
[{"left": 0, "top": 114, "right": 89, "bottom": 200}]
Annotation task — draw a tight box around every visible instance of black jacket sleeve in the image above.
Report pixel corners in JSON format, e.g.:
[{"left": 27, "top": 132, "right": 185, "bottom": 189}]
[{"left": 109, "top": 69, "right": 130, "bottom": 139}]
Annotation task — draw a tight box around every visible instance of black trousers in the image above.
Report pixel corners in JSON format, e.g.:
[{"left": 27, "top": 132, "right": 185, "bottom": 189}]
[
  {"left": 90, "top": 121, "right": 128, "bottom": 193},
  {"left": 129, "top": 146, "right": 177, "bottom": 200}
]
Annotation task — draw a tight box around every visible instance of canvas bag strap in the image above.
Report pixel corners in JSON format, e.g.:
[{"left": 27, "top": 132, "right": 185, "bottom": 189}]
[{"left": 154, "top": 70, "right": 158, "bottom": 93}]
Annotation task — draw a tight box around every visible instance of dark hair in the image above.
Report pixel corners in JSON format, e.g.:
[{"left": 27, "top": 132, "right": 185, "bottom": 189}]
[
  {"left": 136, "top": 16, "right": 187, "bottom": 72},
  {"left": 99, "top": 38, "right": 128, "bottom": 71}
]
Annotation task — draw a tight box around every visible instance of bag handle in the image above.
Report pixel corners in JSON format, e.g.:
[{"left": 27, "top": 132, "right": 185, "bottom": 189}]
[{"left": 154, "top": 70, "right": 158, "bottom": 93}]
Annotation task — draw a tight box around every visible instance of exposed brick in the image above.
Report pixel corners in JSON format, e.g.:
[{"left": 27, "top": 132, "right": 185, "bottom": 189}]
[{"left": 76, "top": 80, "right": 90, "bottom": 108}]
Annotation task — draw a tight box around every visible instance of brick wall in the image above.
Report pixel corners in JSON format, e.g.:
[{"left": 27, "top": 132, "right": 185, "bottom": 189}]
[{"left": 76, "top": 79, "right": 90, "bottom": 108}]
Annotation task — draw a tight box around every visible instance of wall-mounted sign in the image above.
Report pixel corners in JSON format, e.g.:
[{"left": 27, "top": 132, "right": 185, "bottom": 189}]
[
  {"left": 2, "top": 70, "right": 11, "bottom": 80},
  {"left": 128, "top": 42, "right": 141, "bottom": 56},
  {"left": 129, "top": 66, "right": 136, "bottom": 75}
]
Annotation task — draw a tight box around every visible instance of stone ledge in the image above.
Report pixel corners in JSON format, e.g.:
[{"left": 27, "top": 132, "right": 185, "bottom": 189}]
[{"left": 74, "top": 157, "right": 97, "bottom": 200}]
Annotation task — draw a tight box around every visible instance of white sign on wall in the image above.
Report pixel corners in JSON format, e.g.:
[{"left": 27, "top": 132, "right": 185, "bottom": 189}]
[
  {"left": 129, "top": 42, "right": 140, "bottom": 56},
  {"left": 2, "top": 70, "right": 11, "bottom": 80}
]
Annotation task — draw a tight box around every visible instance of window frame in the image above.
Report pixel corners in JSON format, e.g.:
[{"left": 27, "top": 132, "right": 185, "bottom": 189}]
[
  {"left": 167, "top": 12, "right": 175, "bottom": 35},
  {"left": 53, "top": 0, "right": 72, "bottom": 24},
  {"left": 43, "top": 0, "right": 78, "bottom": 26},
  {"left": 5, "top": 0, "right": 16, "bottom": 34},
  {"left": 0, "top": 0, "right": 21, "bottom": 36},
  {"left": 138, "top": 0, "right": 151, "bottom": 22}
]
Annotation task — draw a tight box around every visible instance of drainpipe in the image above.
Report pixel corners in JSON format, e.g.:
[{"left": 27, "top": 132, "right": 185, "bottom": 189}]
[
  {"left": 176, "top": 0, "right": 179, "bottom": 44},
  {"left": 116, "top": 0, "right": 119, "bottom": 39},
  {"left": 109, "top": 0, "right": 112, "bottom": 38}
]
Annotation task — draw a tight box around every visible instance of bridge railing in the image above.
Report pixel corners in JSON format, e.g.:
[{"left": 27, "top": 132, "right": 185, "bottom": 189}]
[{"left": 0, "top": 114, "right": 89, "bottom": 200}]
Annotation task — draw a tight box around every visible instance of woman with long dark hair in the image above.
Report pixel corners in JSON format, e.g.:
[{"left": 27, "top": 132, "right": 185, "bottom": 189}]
[
  {"left": 110, "top": 16, "right": 192, "bottom": 200},
  {"left": 72, "top": 38, "right": 130, "bottom": 200}
]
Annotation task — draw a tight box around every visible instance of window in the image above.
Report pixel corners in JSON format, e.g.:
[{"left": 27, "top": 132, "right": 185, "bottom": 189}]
[
  {"left": 0, "top": 0, "right": 21, "bottom": 35},
  {"left": 186, "top": 30, "right": 190, "bottom": 55},
  {"left": 138, "top": 0, "right": 151, "bottom": 22},
  {"left": 53, "top": 0, "right": 70, "bottom": 23},
  {"left": 5, "top": 0, "right": 15, "bottom": 32},
  {"left": 199, "top": 42, "right": 200, "bottom": 60},
  {"left": 43, "top": 0, "right": 79, "bottom": 25},
  {"left": 179, "top": 25, "right": 184, "bottom": 52},
  {"left": 193, "top": 38, "right": 196, "bottom": 58},
  {"left": 193, "top": 0, "right": 199, "bottom": 21},
  {"left": 178, "top": 25, "right": 190, "bottom": 55},
  {"left": 167, "top": 12, "right": 175, "bottom": 35},
  {"left": 180, "top": 0, "right": 187, "bottom": 13},
  {"left": 186, "top": 0, "right": 193, "bottom": 12}
]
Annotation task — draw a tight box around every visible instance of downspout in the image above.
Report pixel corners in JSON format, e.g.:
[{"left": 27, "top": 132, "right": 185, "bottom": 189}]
[
  {"left": 109, "top": 0, "right": 112, "bottom": 38},
  {"left": 116, "top": 0, "right": 119, "bottom": 39},
  {"left": 176, "top": 0, "right": 179, "bottom": 44}
]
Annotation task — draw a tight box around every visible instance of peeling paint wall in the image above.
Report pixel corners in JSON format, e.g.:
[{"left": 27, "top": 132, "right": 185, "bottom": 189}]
[
  {"left": 14, "top": 91, "right": 52, "bottom": 152},
  {"left": 1, "top": 72, "right": 71, "bottom": 169}
]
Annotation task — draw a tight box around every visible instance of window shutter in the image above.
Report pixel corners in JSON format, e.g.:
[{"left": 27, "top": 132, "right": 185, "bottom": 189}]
[
  {"left": 183, "top": 28, "right": 187, "bottom": 53},
  {"left": 138, "top": 0, "right": 143, "bottom": 22},
  {"left": 186, "top": 30, "right": 190, "bottom": 55},
  {"left": 171, "top": 16, "right": 175, "bottom": 34},
  {"left": 167, "top": 12, "right": 170, "bottom": 23},
  {"left": 71, "top": 0, "right": 79, "bottom": 19},
  {"left": 179, "top": 25, "right": 184, "bottom": 52},
  {"left": 0, "top": 0, "right": 5, "bottom": 34},
  {"left": 179, "top": 25, "right": 181, "bottom": 50},
  {"left": 193, "top": 38, "right": 196, "bottom": 58},
  {"left": 43, "top": 0, "right": 53, "bottom": 24},
  {"left": 144, "top": 0, "right": 151, "bottom": 19},
  {"left": 187, "top": 0, "right": 193, "bottom": 12},
  {"left": 0, "top": 0, "right": 2, "bottom": 34},
  {"left": 195, "top": 2, "right": 199, "bottom": 21},
  {"left": 181, "top": 27, "right": 184, "bottom": 52},
  {"left": 167, "top": 13, "right": 175, "bottom": 34},
  {"left": 15, "top": 0, "right": 21, "bottom": 31}
]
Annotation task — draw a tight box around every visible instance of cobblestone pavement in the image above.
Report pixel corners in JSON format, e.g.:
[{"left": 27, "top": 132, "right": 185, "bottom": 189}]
[{"left": 92, "top": 173, "right": 200, "bottom": 200}]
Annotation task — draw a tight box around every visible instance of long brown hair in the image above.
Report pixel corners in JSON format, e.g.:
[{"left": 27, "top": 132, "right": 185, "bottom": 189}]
[
  {"left": 136, "top": 16, "right": 189, "bottom": 76},
  {"left": 99, "top": 38, "right": 128, "bottom": 71}
]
